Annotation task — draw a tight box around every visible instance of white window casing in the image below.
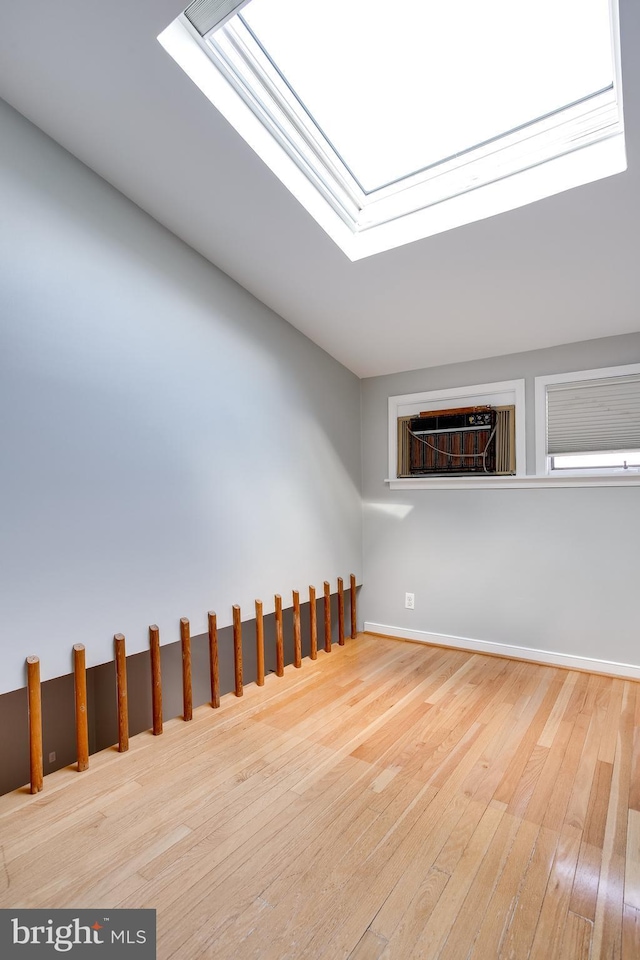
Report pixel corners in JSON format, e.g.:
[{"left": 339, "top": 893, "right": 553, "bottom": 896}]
[
  {"left": 535, "top": 363, "right": 640, "bottom": 476},
  {"left": 158, "top": 0, "right": 626, "bottom": 260},
  {"left": 386, "top": 368, "right": 640, "bottom": 489},
  {"left": 387, "top": 380, "right": 526, "bottom": 489}
]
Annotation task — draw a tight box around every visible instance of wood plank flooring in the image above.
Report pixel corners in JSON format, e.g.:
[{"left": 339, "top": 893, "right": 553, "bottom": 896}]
[{"left": 1, "top": 634, "right": 639, "bottom": 959}]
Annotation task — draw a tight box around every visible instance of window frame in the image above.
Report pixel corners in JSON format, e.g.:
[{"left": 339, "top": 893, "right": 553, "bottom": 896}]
[
  {"left": 158, "top": 0, "right": 626, "bottom": 261},
  {"left": 388, "top": 380, "right": 526, "bottom": 488},
  {"left": 534, "top": 362, "right": 640, "bottom": 477}
]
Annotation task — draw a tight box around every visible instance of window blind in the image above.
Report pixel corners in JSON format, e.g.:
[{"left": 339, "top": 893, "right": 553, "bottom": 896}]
[
  {"left": 184, "top": 0, "right": 250, "bottom": 36},
  {"left": 546, "top": 375, "right": 640, "bottom": 455}
]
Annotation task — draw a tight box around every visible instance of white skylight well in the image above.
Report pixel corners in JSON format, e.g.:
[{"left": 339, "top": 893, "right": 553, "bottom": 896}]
[{"left": 159, "top": 0, "right": 626, "bottom": 260}]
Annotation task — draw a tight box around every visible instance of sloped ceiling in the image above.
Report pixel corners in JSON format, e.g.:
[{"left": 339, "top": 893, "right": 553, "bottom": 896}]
[{"left": 0, "top": 0, "right": 638, "bottom": 377}]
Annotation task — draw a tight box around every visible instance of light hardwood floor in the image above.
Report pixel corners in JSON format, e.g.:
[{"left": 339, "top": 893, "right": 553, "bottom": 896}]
[{"left": 1, "top": 634, "right": 639, "bottom": 959}]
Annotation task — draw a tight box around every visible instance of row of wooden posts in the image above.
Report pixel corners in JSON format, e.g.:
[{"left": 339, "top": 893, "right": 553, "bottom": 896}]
[{"left": 25, "top": 575, "right": 357, "bottom": 795}]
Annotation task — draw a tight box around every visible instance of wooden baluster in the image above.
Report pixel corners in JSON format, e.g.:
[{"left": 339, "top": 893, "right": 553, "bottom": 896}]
[
  {"left": 114, "top": 634, "right": 129, "bottom": 753},
  {"left": 233, "top": 605, "right": 243, "bottom": 696},
  {"left": 309, "top": 585, "right": 317, "bottom": 660},
  {"left": 324, "top": 581, "right": 332, "bottom": 653},
  {"left": 26, "top": 656, "right": 43, "bottom": 794},
  {"left": 73, "top": 644, "right": 89, "bottom": 770},
  {"left": 149, "top": 625, "right": 163, "bottom": 736},
  {"left": 208, "top": 611, "right": 220, "bottom": 708},
  {"left": 350, "top": 573, "right": 357, "bottom": 639},
  {"left": 293, "top": 590, "right": 302, "bottom": 668},
  {"left": 338, "top": 577, "right": 345, "bottom": 646},
  {"left": 275, "top": 594, "right": 284, "bottom": 677},
  {"left": 255, "top": 600, "right": 265, "bottom": 686},
  {"left": 180, "top": 618, "right": 193, "bottom": 721}
]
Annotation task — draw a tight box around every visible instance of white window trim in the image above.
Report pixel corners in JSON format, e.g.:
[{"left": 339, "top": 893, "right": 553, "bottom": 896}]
[
  {"left": 388, "top": 474, "right": 640, "bottom": 489},
  {"left": 387, "top": 372, "right": 640, "bottom": 489},
  {"left": 387, "top": 379, "right": 526, "bottom": 489},
  {"left": 207, "top": 15, "right": 620, "bottom": 230},
  {"left": 158, "top": 2, "right": 626, "bottom": 261},
  {"left": 534, "top": 362, "right": 640, "bottom": 477}
]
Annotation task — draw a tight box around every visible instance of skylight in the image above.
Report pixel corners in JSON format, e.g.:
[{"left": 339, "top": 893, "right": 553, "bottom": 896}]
[
  {"left": 159, "top": 0, "right": 626, "bottom": 260},
  {"left": 240, "top": 0, "right": 615, "bottom": 193}
]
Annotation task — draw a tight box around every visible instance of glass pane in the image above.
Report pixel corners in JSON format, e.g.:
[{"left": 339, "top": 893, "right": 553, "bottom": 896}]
[
  {"left": 552, "top": 451, "right": 640, "bottom": 470},
  {"left": 240, "top": 0, "right": 614, "bottom": 191}
]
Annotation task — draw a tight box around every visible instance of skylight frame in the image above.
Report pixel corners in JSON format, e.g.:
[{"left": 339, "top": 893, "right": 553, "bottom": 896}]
[
  {"left": 206, "top": 16, "right": 366, "bottom": 228},
  {"left": 159, "top": 0, "right": 626, "bottom": 260}
]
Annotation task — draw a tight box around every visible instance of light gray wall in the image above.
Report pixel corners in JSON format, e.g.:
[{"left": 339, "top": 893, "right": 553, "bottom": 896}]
[
  {"left": 361, "top": 333, "right": 640, "bottom": 666},
  {"left": 0, "top": 99, "right": 362, "bottom": 696}
]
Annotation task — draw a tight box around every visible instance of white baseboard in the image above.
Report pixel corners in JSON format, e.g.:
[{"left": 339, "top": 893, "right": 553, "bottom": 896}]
[{"left": 363, "top": 622, "right": 640, "bottom": 681}]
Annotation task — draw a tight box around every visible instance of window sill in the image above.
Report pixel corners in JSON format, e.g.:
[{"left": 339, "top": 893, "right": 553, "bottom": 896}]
[{"left": 386, "top": 475, "right": 640, "bottom": 490}]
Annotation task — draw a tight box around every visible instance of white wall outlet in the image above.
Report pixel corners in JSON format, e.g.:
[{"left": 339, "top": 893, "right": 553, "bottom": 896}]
[
  {"left": 405, "top": 592, "right": 415, "bottom": 610},
  {"left": 48, "top": 751, "right": 56, "bottom": 764}
]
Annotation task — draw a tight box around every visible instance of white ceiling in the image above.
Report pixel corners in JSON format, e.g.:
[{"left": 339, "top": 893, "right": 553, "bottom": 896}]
[{"left": 0, "top": 0, "right": 638, "bottom": 378}]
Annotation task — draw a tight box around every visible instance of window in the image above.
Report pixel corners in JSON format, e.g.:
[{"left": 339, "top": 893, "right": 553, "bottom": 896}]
[
  {"left": 535, "top": 364, "right": 640, "bottom": 476},
  {"left": 388, "top": 380, "right": 526, "bottom": 488},
  {"left": 159, "top": 0, "right": 625, "bottom": 260},
  {"left": 389, "top": 370, "right": 640, "bottom": 489},
  {"left": 397, "top": 407, "right": 516, "bottom": 478}
]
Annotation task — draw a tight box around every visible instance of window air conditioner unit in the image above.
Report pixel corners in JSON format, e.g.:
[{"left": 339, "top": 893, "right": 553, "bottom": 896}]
[{"left": 397, "top": 405, "right": 516, "bottom": 477}]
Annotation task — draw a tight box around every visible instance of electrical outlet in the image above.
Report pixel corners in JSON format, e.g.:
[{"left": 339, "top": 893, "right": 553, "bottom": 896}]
[
  {"left": 405, "top": 592, "right": 415, "bottom": 610},
  {"left": 48, "top": 751, "right": 56, "bottom": 764}
]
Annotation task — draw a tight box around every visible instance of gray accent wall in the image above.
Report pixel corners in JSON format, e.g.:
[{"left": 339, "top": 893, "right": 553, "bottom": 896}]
[
  {"left": 361, "top": 333, "right": 640, "bottom": 666},
  {"left": 0, "top": 98, "right": 362, "bottom": 697}
]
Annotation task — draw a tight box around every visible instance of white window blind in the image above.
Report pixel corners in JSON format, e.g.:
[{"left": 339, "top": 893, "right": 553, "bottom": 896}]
[
  {"left": 547, "top": 374, "right": 640, "bottom": 455},
  {"left": 185, "top": 0, "right": 250, "bottom": 35}
]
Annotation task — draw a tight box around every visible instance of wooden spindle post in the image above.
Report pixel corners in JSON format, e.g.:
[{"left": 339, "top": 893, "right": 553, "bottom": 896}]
[
  {"left": 149, "top": 625, "right": 163, "bottom": 736},
  {"left": 275, "top": 594, "right": 284, "bottom": 677},
  {"left": 350, "top": 573, "right": 357, "bottom": 639},
  {"left": 309, "top": 585, "right": 317, "bottom": 660},
  {"left": 293, "top": 590, "right": 302, "bottom": 668},
  {"left": 26, "top": 656, "right": 43, "bottom": 794},
  {"left": 324, "top": 581, "right": 332, "bottom": 653},
  {"left": 180, "top": 618, "right": 193, "bottom": 721},
  {"left": 338, "top": 577, "right": 345, "bottom": 646},
  {"left": 233, "top": 605, "right": 243, "bottom": 697},
  {"left": 73, "top": 644, "right": 89, "bottom": 770},
  {"left": 208, "top": 611, "right": 220, "bottom": 708},
  {"left": 255, "top": 600, "right": 265, "bottom": 686},
  {"left": 114, "top": 634, "right": 129, "bottom": 753}
]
